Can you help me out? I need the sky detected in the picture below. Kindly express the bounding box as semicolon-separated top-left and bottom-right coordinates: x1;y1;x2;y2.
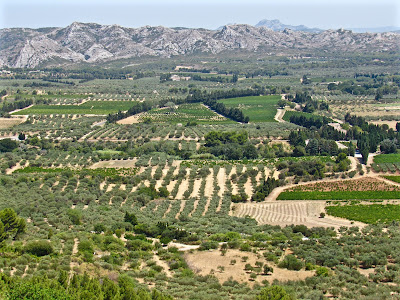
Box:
1;0;399;30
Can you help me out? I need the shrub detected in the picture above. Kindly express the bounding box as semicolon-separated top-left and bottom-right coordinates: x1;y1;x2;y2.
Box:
78;240;93;253
278;254;303;271
24;241;54;257
199;241;219;251
93;223;106;233
263;264;274;275
316;266;330;277
158;187;170;198
67;209;82;225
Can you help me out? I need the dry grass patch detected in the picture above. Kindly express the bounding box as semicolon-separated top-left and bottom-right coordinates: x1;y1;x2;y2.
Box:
0;117;26;129
185;249;314;285
89;159;137;169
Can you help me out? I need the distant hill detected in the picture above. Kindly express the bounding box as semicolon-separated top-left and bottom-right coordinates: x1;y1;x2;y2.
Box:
348;26;400;33
255;19;323;33
0;22;399;68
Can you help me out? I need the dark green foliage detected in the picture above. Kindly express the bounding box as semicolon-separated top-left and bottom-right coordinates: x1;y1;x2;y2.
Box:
124;211;138;226
263;264;274;275
1;99;33;114
0;139;18;152
24;240;54;256
199;241;219;250
93;223;106;233
251;177;278;202
0;208;26;242
67;209;82;225
204;130;248;147
106;101;154;123
137;185;165;200
277;159;325;179
204;130;258;159
18;133;26;141
158;187;170;198
231;193;248;203
278;255;303;271
288;112;330;129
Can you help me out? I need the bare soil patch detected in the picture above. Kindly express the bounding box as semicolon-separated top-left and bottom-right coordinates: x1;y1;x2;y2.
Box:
244;177;253;199
89;159;137;169
190;178;202;198
202;169;214;216
185;249;314;285
216;168;226;211
116;113;144;124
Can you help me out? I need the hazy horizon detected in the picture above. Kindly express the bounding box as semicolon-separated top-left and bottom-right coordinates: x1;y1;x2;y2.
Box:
1;0;399;30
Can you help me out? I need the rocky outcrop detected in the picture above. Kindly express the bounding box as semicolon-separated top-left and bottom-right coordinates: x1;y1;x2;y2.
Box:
0;22;398;68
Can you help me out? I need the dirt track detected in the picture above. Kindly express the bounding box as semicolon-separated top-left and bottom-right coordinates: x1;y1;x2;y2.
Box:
274;109;286;123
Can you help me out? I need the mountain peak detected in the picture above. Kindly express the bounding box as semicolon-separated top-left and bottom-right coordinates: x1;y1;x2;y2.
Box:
255;19;322;33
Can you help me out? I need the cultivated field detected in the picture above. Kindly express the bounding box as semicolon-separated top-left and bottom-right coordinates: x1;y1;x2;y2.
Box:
219;95;280;122
12;100;138;115
372;153;400;173
139;103;233;124
233;201;364;228
0;116;27;129
326;203;400;224
277;177;400;200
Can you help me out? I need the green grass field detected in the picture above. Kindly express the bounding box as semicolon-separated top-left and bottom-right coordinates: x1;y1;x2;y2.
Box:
326;204;400;224
277;190;400;200
218;95;280;122
142;103;234;124
374;153;400;164
383;176;400;183
12;101;137;115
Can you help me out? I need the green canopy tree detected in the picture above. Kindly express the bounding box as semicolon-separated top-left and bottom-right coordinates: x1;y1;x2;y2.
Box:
256;285;295;300
0;208;26;242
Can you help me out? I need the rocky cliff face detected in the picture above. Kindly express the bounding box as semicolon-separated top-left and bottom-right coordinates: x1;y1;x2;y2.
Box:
0;22;398;68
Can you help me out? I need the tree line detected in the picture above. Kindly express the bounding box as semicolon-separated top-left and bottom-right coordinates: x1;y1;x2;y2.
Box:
288;113;330;129
345;113;400;162
106;101;154;123
1;99;33;115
